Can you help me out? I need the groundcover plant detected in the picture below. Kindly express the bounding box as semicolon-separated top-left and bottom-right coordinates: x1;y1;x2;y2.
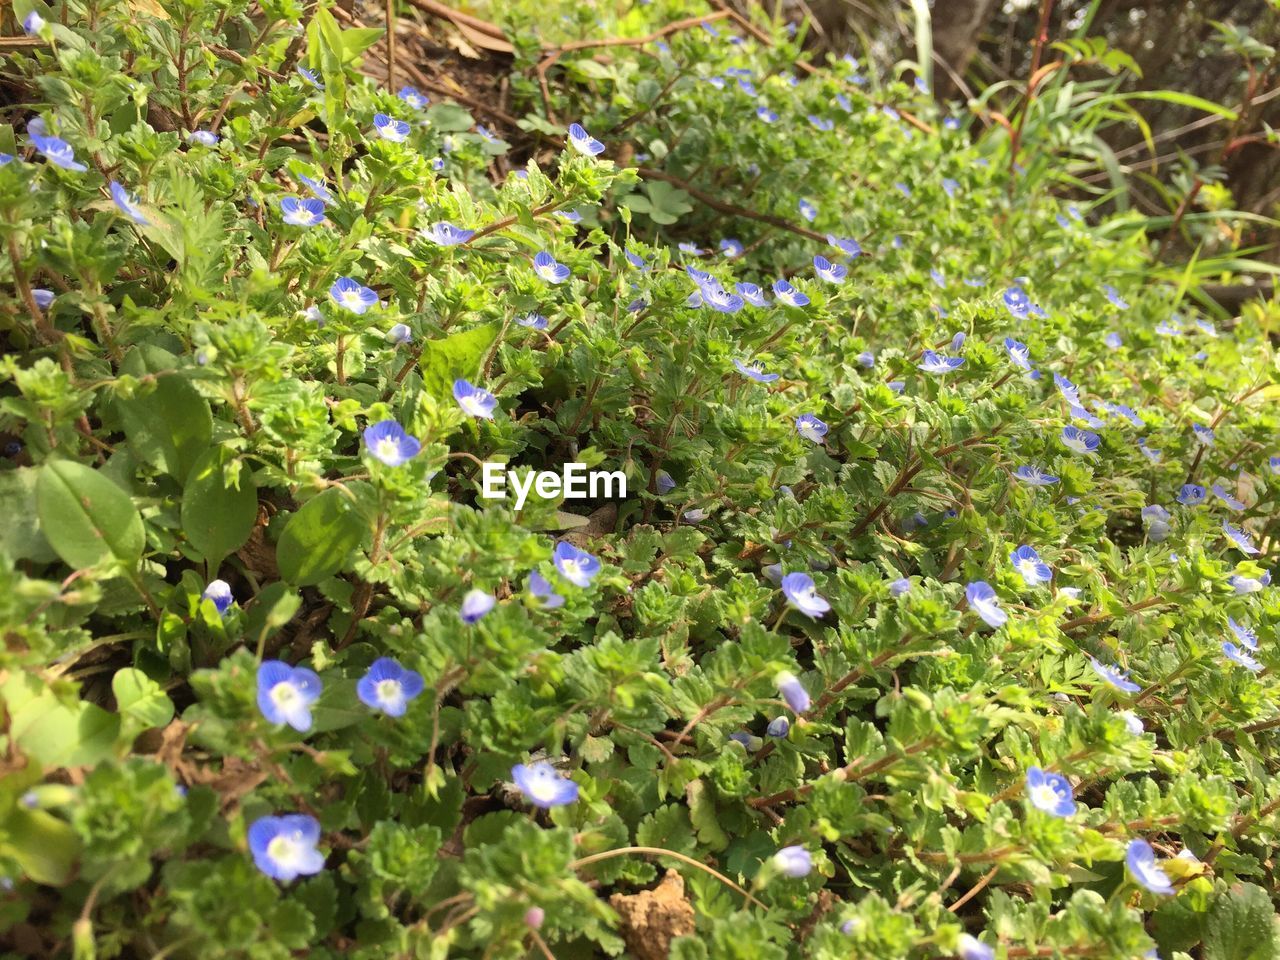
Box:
2;0;1280;957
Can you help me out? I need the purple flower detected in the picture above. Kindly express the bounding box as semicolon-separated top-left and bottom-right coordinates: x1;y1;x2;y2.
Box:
567;122;605;156
422;221;474;246
813;255;847;284
735;282;770;307
781;572;830;618
356;657;425;716
257;660;322;731
1193;424;1215;447
1231;570;1271;594
1054;373;1082;406
297;66;323;89
966;581;1007;628
553;541;601;587
202;579;233;615
1090;658;1140;694
1004;338;1031;370
110;182;149;225
511;760;579;808
756;106;778;123
773;845;812;878
387;323;412;344
398;86;430;109
526;570;564;609
1223;641;1262;672
1177;484;1206;507
188;130;219;147
248;814;325;882
1061;426;1100;455
31;135;87;172
1211;484;1245;511
766;716;790;737
775;671;810;713
298;175;333;203
533;251;571;284
373;113;411;142
1025;766;1075;817
516;313;548;329
798;199;817;222
1013;465;1059;486
1126;839;1174;895
329;276;378;314
453;379;498;419
734;359;779;383
773;279;810;307
828;235;862;258
958;935;995;960
280;196;325;227
889;577;911;597
32;289;54;309
918;351;964;375
363;420;421;466
795;414;827;444
22;11;44;34
461;589;496;623
1142;505;1171;543
1223;521;1259;555
1010;545;1052;587
1103;285;1129;309
1228;617;1258;651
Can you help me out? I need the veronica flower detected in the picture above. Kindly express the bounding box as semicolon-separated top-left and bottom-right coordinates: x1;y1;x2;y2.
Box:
422;221;474;246
1269;455;1280;474
461;589;496;624
734;359;779;383
453;379;498;419
22;11;44;33
297;66;323;88
329;276;378;314
958;935;995;960
795;414;827;444
1176;484;1206;507
767;717;790;737
1054;373;1082;406
1004;338;1032;370
773;279;809;307
298;175;333;203
1228;617;1259;651
280;196;325;227
798;199;817;222
808;115;834;132
1025;766;1075;817
857;351;876;368
516;313;547;330
511;760;578;808
398;86;429;109
889;577;911;597
966;581;1007;628
31;135;87;172
929;268;946;288
1061;426;1100;455
1231;570;1271;594
527;570;565;609
728;731;761;752
1090;658;1140;694
1142;505;1171;543
624;249;646;270
775;671;810;713
918;351;964;375
1138;439;1161;463
1156;321;1181;337
202;579;233;615
1120;710;1144;735
943;116;961;131
1104;332;1123;349
32;288;55;309
756;106;778;123
553;541;601;587
894;182;912;198
1211;484;1245;511
356;657;425;716
1223;641;1262;672
533;251;571;284
1010;545;1052;587
826;235;861;258
1126;839;1174;895
719;238;744;258
387;323;412;344
564;122;606;158
813;255;847;284
700;282;744;313
363;420;420;466
1069;405;1105;430
1002;287;1031;320
1190;425;1215;449
773;846;812;878
1223;521;1259;555
781;572;830;618
736;282;769;307
1013;465;1058;486
105;181;150;225
257;660;322;731
706;75;726;90
248;814;325;882
373;113;411;142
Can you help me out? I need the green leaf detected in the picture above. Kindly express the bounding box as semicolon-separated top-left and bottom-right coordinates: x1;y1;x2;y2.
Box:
116;346;213;482
418;323;501;403
1203;883;1278;960
1;807;81;886
112;668;175;731
6;672;121;769
36;460;144;570
340;27;384;62
0;467;56;562
622;180;693;225
276;489;370;586
180;448;257;568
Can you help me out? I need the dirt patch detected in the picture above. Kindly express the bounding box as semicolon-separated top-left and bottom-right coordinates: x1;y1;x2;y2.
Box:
609;869;697;960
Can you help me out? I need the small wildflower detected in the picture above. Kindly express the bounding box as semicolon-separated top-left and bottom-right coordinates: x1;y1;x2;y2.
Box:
533;251;571;284
527;570;565;609
958;935;994;960
734;359;779;383
1025;766;1076;817
372;113;411;142
1228;617;1258;650
1061;426;1100;455
1126;839;1174;895
1176;484;1206;507
918;351;964;375
1090;658;1140;694
248;814;325;882
813;255;847;284
32;135;87;172
736;282;769;307
798;199;817;222
553;541;601;587
356;658;425;716
1211;484;1244;511
1013;465;1059;486
110;182;150;225
1010;545;1052;587
1223;521;1259;555
398;86;429;109
257;660;322;731
773;846;812;878
422;222;474;246
1142;505;1171;543
202;579;233;615
567;122;605;156
775;671;810;713
781;572;831;619
795;414;828;444
773;279;809;307
280;196;325;227
966;581;1007;628
188;130;219;147
22;11;45;34
1193;424;1215;446
363;420;421;466
511;760;579;808
329;276;378;314
461;589;496;624
452;379;498;419
767;717;790;738
1223;641;1262;672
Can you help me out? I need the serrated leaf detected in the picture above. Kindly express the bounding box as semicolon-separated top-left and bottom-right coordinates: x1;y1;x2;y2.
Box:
418;322;500;403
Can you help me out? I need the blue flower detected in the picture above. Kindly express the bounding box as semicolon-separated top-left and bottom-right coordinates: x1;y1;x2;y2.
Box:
1126;839;1174;895
422;221;474;246
297;66;323;88
767;716;790;737
32;288;54;309
1069;404;1104;429
1105;332;1123;349
1270;455;1280;475
373;113;411;142
857;351;876;368
795;414;828;444
813;255;847;284
298;175;333;203
941;177;958;198
735;282;770;307
32;135;87;172
202;579;233;614
1223;641;1262;672
398;86;430;109
776;670;810;713
756;106;778;123
889;577;911;597
329;276;378;314
1139;439;1161;463
1090;657;1140;694
1002;287;1031;319
1010;545;1052;587
1231;570;1271;594
257;660;322;731
387;323;412;345
1101;285;1129;309
1155;321;1181;337
827;235;862;258
624;249;647;270
943;116;961;131
918;351;964;375
1142;505;1171;542
698;281;745;313
894;182;912;198
1211;484;1244;511
966;581;1007;628
364;419;420;466
22;11;44;33
958;935;995;960
1193;424;1215;446
453;379;498;419
656;471;677;494
1004;338;1032;370
1013;465;1058;486
773;845;812;877
567;122;605;156
1223;521;1259;555
1228;617;1258;651
553;541;601;587
1176;484;1206;507
728;731;762;752
533;251;571;284
356;657;425;716
188;130;218;147
280;196;325;227
527;570;565;609
1061;426;1100;455
734;359;779;383
1054;373;1082;406
1025;766;1075;817
109;181;149;225
781;572;830;619
461;589;496;623
773;279;809;307
808;115;834;132
798;199;817;222
248;814;325;882
516;313;548;329
511;760;579;808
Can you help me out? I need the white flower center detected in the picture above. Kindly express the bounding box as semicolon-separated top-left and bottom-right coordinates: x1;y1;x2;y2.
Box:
1031;783;1059;808
271;682;298;709
376;437;400;461
376;679;402;704
267;834;306;869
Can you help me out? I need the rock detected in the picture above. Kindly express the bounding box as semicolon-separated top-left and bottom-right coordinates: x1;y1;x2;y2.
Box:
609;869;696;960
